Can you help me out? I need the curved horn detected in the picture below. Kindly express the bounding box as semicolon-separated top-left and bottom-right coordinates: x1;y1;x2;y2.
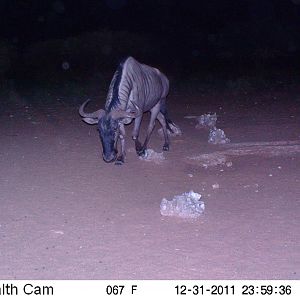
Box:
79;99;105;119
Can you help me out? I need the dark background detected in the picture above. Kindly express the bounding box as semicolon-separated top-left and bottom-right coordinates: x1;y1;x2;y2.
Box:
1;0;300;98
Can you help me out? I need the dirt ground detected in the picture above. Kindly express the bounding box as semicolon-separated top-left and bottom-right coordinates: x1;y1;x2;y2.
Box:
0;86;299;279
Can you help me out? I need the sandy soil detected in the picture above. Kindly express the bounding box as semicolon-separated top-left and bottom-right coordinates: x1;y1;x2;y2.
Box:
0;87;299;279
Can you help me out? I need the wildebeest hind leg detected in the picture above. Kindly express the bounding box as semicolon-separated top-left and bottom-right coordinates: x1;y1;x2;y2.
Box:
139;102;161;156
157;112;169;151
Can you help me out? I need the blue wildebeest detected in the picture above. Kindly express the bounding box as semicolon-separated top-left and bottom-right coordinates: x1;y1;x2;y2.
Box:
79;56;177;164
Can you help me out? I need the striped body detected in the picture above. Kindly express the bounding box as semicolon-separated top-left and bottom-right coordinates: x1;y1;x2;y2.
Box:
105;57;169;116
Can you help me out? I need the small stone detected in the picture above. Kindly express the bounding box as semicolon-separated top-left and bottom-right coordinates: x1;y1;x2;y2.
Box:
212;183;220;189
226;161;233;167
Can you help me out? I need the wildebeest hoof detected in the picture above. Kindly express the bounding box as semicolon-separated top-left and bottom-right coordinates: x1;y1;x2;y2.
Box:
137;148;146;157
163;144;169;151
115;157;124;165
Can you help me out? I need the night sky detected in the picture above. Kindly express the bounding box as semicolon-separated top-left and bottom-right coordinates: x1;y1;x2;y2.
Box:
1;0;300;81
1;1;300;46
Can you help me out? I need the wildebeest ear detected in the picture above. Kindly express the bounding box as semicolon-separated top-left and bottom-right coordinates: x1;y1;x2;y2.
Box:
82;117;99;125
110;103;142;120
110;111;136;125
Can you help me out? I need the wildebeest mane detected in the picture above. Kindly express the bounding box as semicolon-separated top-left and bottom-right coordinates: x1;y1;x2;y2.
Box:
106;57;128;112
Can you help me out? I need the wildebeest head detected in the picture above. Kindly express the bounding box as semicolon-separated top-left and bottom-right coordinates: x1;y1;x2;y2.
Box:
79;100;141;163
97;114;119;162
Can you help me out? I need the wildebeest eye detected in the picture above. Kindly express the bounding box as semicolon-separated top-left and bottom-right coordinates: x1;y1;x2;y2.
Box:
111;120;118;131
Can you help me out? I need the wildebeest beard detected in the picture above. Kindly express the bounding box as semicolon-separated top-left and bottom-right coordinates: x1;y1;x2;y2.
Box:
98;115;119;162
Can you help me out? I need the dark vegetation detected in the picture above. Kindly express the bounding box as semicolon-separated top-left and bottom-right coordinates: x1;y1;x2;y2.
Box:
2;31;299;103
1;1;300;105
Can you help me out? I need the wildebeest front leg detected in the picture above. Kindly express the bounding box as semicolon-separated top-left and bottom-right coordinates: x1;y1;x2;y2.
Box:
132;116;144;155
115;123;126;165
